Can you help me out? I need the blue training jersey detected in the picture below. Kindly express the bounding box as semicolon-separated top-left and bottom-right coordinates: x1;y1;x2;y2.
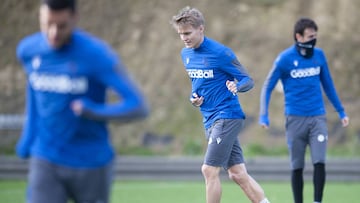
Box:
259;45;346;126
181;37;254;129
16;29;148;168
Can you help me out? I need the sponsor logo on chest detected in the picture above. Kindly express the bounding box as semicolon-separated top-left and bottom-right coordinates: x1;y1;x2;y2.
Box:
290;66;320;78
29;72;88;94
187;69;214;79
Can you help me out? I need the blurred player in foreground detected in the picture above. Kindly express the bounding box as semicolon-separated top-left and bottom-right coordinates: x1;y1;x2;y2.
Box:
16;0;149;202
259;17;349;203
171;6;270;203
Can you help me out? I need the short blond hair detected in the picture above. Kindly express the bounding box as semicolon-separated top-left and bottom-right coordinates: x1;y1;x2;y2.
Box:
170;6;205;29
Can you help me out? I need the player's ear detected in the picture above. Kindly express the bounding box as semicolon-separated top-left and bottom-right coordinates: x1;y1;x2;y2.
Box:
199;25;205;33
72;12;79;24
295;33;303;42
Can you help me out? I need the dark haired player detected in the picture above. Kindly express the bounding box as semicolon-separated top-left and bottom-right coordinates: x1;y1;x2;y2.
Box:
259;17;349;203
16;0;149;202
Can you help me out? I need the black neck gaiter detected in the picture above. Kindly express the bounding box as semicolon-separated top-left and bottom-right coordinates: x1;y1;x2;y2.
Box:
296;38;317;58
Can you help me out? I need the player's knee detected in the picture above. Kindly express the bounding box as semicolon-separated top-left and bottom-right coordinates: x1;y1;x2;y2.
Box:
201;164;220;180
314;162;325;170
313;159;325;166
228;168;249;183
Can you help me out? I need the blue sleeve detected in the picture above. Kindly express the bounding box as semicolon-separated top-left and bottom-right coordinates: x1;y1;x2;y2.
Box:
319;53;346;119
81;60;149;122
259;56;282;126
220;49;254;92
16;82;37;159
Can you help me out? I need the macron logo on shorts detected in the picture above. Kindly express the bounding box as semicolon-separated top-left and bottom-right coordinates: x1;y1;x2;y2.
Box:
208;137;222;145
216;137;222;144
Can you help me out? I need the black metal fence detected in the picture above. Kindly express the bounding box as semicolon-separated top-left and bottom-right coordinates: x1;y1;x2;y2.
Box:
0;114;24;130
1;156;359;182
1;114;359;182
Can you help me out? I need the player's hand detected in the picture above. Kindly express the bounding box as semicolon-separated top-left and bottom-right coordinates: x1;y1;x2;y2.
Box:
226;80;237;95
259;116;270;129
71;100;84;116
341;116;349;127
190;93;204;107
260;123;269;129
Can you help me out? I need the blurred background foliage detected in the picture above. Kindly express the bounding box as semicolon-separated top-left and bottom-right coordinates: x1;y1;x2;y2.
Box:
0;0;359;157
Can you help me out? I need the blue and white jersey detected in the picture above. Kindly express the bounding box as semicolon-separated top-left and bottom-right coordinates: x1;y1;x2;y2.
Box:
16;29;148;168
181;37;254;129
259;45;346;126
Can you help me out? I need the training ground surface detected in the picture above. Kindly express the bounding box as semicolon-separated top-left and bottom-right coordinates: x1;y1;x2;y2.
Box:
0;180;360;203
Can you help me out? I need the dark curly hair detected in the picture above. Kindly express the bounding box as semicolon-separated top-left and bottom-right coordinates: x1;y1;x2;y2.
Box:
293;17;318;41
42;0;77;12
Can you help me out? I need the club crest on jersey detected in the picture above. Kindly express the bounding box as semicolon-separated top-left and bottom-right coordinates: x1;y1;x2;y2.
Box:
293;60;298;67
32;56;41;70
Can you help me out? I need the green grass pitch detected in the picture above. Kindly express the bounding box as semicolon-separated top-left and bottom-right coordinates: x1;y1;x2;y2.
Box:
0;180;359;202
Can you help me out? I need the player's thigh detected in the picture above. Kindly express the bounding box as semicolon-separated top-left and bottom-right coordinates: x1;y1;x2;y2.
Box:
309;115;328;164
70;161;114;203
286;116;309;169
226;138;244;170
204;119;244;168
28;157;67;203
